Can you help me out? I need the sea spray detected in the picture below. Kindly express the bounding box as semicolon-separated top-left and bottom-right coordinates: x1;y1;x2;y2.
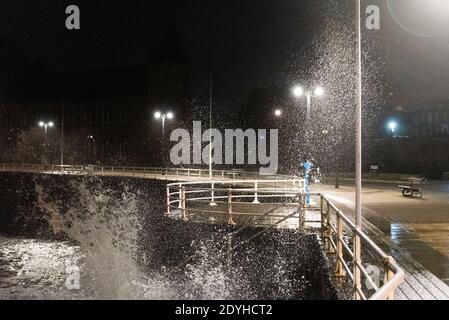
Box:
34;175;144;298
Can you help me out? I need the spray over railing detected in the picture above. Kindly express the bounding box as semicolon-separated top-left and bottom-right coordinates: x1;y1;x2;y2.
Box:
0;163;297;182
0;163;404;299
166;180;405;300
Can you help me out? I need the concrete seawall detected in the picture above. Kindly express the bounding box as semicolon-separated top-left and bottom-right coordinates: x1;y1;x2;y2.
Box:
0;172;338;299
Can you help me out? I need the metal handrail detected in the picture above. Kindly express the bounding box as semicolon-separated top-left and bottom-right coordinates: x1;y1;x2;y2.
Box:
1;162;404;300
166;181;404;300
319;194;405;300
0;163;299;182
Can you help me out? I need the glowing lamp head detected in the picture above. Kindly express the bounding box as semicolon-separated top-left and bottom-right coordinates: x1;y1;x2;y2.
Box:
166;112;174;119
48;122;54;127
314;87;325;97
154;111;161;119
292;86;304;97
38;121;45;127
274;109;282;117
388;121;397;132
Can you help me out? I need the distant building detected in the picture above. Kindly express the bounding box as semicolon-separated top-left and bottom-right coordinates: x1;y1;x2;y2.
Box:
371;101;449;176
0;25;191;166
383;102;449;138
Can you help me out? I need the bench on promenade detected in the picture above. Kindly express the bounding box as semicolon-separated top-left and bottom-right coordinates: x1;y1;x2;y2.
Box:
398;177;426;198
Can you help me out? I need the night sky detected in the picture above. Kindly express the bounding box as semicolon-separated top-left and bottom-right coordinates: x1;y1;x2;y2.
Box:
1;0;449;109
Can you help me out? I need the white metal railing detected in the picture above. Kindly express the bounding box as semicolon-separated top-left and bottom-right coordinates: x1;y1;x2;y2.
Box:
1;162;404;299
166;179;305;223
0;163;299;182
166;180;405;300
317;193;405;300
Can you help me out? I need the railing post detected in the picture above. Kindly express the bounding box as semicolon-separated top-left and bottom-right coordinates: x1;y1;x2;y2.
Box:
166;186;170;215
320;195;325;240
252;181;259;203
335;214;346;277
227;188;236;225
353;232;362;300
383;256;395;300
210;182;216;205
181;187;187;221
178;184;183;209
325;200;332;253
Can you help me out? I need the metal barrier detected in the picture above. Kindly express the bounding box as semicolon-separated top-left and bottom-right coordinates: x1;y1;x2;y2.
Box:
166;179;305;225
166;180;405;300
0;163;299;182
317;194;405;300
1;162;404;299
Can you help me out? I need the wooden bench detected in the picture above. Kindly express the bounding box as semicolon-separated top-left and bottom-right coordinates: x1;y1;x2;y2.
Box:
398;177;426;198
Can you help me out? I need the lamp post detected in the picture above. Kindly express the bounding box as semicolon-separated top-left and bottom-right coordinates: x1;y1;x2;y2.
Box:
291;85;325;156
388;121;397;138
154;111;174;164
86;135;95;163
354;0;363;300
38;121;54;165
38;121;54;144
154;111;174;141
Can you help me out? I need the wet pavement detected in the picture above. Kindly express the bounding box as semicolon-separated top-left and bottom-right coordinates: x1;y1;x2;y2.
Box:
314;181;449;285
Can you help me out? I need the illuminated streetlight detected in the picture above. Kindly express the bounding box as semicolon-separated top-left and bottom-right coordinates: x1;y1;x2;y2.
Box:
38;121;54;136
274;109;282;117
313;86;325;97
154;111;174;138
38;120;54;165
388;121;397;133
291;84;325;158
292;86;304;97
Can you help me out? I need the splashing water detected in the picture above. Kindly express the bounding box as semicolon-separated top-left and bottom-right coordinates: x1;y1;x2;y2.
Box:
1;174;330;300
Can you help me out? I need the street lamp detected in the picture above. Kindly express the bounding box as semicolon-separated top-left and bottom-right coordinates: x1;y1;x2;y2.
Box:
354;0;363;300
154;111;174;138
291;84;325;156
292;86;304;97
154;111;174;164
86;135;96;163
38;120;54;165
313;86;325;97
388;121;397;136
274;109;282;117
38;121;54;142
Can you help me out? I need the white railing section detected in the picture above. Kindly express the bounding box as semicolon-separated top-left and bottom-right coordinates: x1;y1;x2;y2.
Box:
0;163;297;182
317;193;405;300
166;179;305;223
1;162;404;300
166;180;405;300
